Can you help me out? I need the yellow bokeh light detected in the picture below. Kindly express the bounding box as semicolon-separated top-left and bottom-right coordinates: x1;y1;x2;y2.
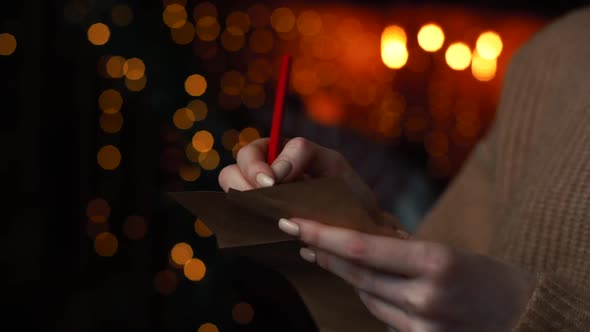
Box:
233;302;255;325
471;50;497;81
0;33;17;56
125;75;147;92
186;143;200;163
123;215;147;240
87;198;111;223
227;11;250;34
247;58;272;83
249;28;274;54
88;23;110;46
198;149;220;170
476;31;503;60
241;84;266;109
185;74;207;96
297;10;322;37
192;130;214;153
154;270;178;295
186;99;208;121
173;108;195;130
221;71;245;96
270;7;296;33
100;112;124;134
417;23;444;52
111;4;134;27
106;56;126;78
163;4;187;29
179;164;201;181
98;89;123;114
170;242;193;265
171;22;195;45
239;127;260;145
248;4;270;28
123;57;145;80
381;25;407;45
381;41;408;69
194;219;213;237
445;42;472;70
97;145;122;170
222;130;239;151
196;16;221;42
192;2;217;20
221;27;245;52
184;258;206;281
198;323;219;332
94;232;118;257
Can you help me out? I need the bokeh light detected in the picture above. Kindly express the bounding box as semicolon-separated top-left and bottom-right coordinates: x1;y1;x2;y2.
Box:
123;215;147;240
185;143;200;163
111;4;134;27
186;99;208;121
87;219;110;239
97;145;122;170
193;2;218;20
226;11;250;34
297;10;322;37
476;31;503;60
239;127;260;145
192;130;214;153
381;25;408;69
170;242;193;265
417;24;445;52
87;23;110;46
445;42;472;70
106;56;125;78
154;270;178;295
171;22;195;45
382;25;407;45
87;198;111;223
173;107;196;130
232;302;255;325
198;323;219;332
194;219;213;237
125;75;147;92
471;50;497;81
163;4;187;29
185;74;207;96
221;71;245;96
195;16;221;42
98;89;123;114
100;112;124;134
123;57;145;80
198;149;220;170
221;27;246;52
249;28;274;53
184;258;206;281
179;164;201;181
94;232;118;257
0;33;17;56
271;7;296;33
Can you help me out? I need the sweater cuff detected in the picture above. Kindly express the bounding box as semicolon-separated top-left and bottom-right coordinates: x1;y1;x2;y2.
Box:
512;274;590;331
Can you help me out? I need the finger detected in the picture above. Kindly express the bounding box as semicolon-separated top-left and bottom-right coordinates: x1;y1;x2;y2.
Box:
236;138;276;188
290;217;440;276
357;290;412;332
218;165;255;192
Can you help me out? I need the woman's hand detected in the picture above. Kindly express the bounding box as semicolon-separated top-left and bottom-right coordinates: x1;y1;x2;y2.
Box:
277;217;536;332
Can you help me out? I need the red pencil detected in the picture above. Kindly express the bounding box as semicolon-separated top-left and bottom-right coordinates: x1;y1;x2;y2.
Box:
267;55;291;164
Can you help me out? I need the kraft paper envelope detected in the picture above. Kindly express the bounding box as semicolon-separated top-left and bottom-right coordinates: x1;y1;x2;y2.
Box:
169;178;391;332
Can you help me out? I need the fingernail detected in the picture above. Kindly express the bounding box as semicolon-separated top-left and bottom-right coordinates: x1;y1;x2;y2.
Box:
271;160;292;182
278;218;300;236
300;248;316;263
256;173;275;187
396;230;410;239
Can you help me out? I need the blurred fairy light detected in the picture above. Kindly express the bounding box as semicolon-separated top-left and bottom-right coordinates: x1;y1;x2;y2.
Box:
471;50;497;81
100;112;124;133
106;56;125;78
94;232;118;257
171;22;195;45
170;242;193;265
221;27;246;52
0;33;17;56
163;4;187;29
232;302;255;325
173;107;196;130
87;198;111;223
98;89;123;114
87;23;110;46
445;42;472;70
196;16;221;42
226;11;251;34
97;145;122;170
185;143;200;163
193;2;218;19
198;323;219;332
111;4;134;27
297;10;323;37
239;127;260;145
417;23;444;52
125;75;147;92
123;57;145;80
186;99;208;121
198;149;220;170
185;74;207;96
123;215;147;240
179;164;201;181
476;31;503;60
184;258;206;281
154;270;178;295
271;7;296;33
192;130;214;153
381;25;408;69
194;219;213;237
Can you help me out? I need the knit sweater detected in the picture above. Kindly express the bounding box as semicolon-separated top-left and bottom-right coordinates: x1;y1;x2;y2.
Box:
416;6;590;331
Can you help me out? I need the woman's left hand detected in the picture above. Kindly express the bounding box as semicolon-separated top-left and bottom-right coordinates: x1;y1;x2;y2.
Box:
277;217;536;332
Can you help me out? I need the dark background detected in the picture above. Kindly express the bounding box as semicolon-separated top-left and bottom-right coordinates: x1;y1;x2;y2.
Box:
1;0;587;331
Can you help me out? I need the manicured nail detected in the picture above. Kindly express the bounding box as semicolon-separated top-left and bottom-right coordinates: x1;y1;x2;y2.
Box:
256;173;275;187
278;218;300;236
300;247;316;263
271;160;292;182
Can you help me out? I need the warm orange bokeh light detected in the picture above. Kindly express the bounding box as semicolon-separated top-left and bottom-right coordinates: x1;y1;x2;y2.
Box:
382;25;407;45
198;149;220;170
100;112;124;133
171;22;195;45
381;25;408;69
226;11;250;34
476;31;503;60
125;75;147;92
193;2;218;20
221;27;245;52
186;100;208;121
0;33;17;56
179;164;201;181
185;143;200;163
173;108;195;130
97;145;122;170
98;89;123;114
106;56;126;78
195;16;221;42
185;74;207;96
194;219;213;237
297;10;322;37
239;127;260;145
232;302;255;325
192;130;214;153
94;232;118;257
184;258;206;281
123;215;147;240
87;23;110;46
417;23;445;52
87;198;111;223
198;323;219;332
445;42;472;70
163;4;187;29
471;50;497;81
270;7;296;33
123;57;145;80
154;270;178;295
170;242;193;265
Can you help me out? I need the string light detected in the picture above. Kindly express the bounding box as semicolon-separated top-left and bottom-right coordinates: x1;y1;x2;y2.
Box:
163;4;187;29
417;23;444;52
198;323;219;332
185;74;207;96
97;145;122;170
381;25;408;69
123;58;145;80
87;198;111;223
198;149;220;170
271;7;296;33
0;33;17;56
445;42;471;70
87;23;110;45
192;130;214;153
194;219;213;237
94;232;118;257
184;258;206;281
170;242;193;265
476;31;503;60
100;112;124;133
